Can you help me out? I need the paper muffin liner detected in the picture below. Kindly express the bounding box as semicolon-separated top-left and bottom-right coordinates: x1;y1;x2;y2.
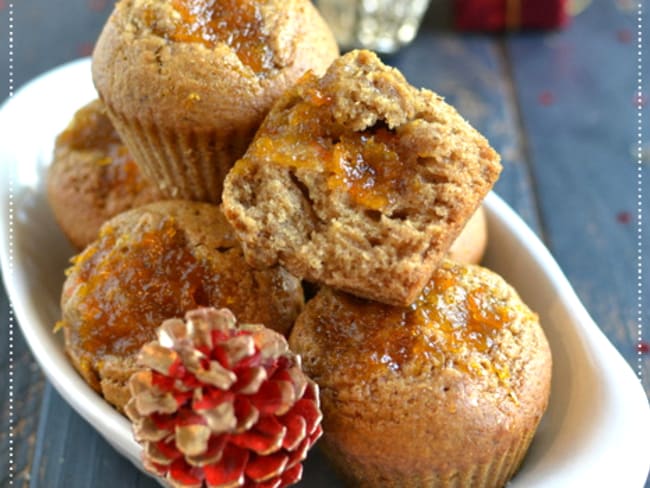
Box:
439;427;537;488
322;426;537;488
105;104;255;203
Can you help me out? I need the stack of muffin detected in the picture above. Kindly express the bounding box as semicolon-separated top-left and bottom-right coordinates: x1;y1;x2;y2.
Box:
48;1;552;487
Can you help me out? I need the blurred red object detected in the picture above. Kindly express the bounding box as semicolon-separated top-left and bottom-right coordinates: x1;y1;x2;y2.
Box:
455;0;569;31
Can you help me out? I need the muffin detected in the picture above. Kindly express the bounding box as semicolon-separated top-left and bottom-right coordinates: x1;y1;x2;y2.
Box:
47;99;163;250
448;205;487;265
223;50;502;306
289;260;552;487
59;200;304;411
92;0;339;202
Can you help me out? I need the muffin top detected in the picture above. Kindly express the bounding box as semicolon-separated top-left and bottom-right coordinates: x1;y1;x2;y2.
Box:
92;0;339;131
47;99;161;249
61;200;304;386
290;259;550;405
135;0;283;75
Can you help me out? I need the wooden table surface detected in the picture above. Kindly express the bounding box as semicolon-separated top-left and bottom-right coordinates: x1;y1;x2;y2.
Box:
1;1;648;486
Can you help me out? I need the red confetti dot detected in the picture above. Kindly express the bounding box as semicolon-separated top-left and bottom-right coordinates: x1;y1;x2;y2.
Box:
616;29;632;43
88;0;108;11
0;0;6;11
616;211;631;224
634;93;648;108
77;42;95;57
538;91;555;107
638;342;650;354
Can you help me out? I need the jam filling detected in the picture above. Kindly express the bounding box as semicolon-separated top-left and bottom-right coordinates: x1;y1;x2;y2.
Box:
169;0;274;74
241;76;415;211
69;217;220;357
57;103;147;194
57;103;121;151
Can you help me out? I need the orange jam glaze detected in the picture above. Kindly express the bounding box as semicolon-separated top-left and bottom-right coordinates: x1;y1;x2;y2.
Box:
244;76;414;210
168;0;274;73
56;102;146;194
313;262;514;378
68;217;230;357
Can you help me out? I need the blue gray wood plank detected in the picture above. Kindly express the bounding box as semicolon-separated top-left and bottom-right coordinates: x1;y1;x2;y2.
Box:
30;385;159;488
505;1;650;397
1;279;46;488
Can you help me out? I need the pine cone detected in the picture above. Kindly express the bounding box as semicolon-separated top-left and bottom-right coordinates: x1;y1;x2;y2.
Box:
125;307;323;488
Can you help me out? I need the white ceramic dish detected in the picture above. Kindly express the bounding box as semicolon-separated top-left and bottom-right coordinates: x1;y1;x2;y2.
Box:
1;59;649;487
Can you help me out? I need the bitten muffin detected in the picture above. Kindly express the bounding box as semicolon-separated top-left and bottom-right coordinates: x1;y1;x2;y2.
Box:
223;50;502;306
92;0;339;202
47;99;162;249
59;200;304;412
289;260;552;488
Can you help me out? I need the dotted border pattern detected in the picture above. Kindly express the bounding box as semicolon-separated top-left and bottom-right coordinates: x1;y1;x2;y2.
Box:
7;2;15;486
0;1;645;485
637;0;644;382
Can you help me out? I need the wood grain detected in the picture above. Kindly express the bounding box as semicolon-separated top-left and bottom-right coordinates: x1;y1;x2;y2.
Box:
0;285;45;488
29;386;159;488
506;1;649;396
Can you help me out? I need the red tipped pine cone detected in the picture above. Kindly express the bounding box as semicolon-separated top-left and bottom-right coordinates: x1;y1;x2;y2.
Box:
125;307;323;488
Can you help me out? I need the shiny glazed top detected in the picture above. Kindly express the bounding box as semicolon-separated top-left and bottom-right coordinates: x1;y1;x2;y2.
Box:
308;261;525;381
66;217;219;357
162;0;274;74
62;207;304;362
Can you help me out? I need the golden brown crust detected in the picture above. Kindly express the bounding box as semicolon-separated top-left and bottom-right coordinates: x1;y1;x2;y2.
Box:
289;261;551;487
47;100;162;249
223;50;502;306
93;0;338;131
92;0;339;201
62;200;304;412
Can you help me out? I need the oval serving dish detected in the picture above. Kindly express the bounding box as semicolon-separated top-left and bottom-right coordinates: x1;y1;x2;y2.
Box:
1;59;649;487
